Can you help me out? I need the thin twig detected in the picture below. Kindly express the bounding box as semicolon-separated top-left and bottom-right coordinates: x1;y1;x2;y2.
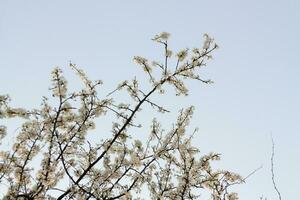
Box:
271;135;282;200
243;165;263;182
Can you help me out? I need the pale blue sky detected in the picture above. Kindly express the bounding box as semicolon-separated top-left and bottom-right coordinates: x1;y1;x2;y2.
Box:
0;0;299;199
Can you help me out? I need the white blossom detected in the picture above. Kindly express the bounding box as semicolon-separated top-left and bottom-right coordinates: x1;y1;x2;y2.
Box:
0;32;242;200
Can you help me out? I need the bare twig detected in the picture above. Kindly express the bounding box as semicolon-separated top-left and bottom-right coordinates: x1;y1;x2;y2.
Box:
243;165;263;182
271;135;282;200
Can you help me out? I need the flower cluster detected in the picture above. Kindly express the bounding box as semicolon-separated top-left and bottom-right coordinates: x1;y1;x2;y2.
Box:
0;33;242;200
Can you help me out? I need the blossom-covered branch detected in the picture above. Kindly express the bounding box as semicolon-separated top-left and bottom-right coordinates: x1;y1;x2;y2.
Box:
0;33;242;200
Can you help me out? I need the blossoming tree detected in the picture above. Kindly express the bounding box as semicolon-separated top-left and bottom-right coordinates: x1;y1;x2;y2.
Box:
0;33;243;200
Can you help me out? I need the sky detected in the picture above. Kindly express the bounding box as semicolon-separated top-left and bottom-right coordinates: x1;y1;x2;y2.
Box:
0;0;299;199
